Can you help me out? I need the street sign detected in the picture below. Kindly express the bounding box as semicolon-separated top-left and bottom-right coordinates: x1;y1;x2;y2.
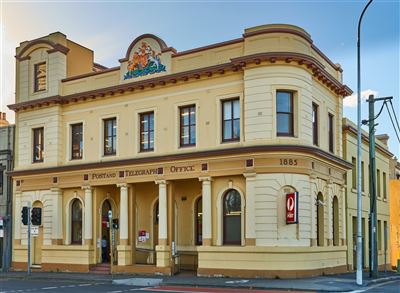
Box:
31;226;39;237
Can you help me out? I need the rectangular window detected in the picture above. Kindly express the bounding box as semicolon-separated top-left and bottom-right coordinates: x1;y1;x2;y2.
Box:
71;123;83;160
33;127;44;163
276;91;294;136
0;168;3;195
328;113;334;153
352;157;357;189
377;169;381;197
140;112;154;152
383;172;387;199
312;103;319;146
361;161;365;192
179;105;196;147
34;62;46;92
103;118;117;156
222;98;240;142
378;220;382;250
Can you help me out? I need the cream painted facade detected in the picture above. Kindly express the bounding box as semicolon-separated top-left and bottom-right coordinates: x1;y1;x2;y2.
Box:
9;24;355;277
342;118;393;272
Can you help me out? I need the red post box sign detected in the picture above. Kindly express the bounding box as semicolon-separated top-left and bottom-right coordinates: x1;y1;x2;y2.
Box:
286;192;298;224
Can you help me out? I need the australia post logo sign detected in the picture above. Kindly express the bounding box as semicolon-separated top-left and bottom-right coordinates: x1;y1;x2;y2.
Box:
286;192;299;224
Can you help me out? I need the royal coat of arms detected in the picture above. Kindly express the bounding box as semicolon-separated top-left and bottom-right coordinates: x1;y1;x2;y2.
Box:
124;41;166;80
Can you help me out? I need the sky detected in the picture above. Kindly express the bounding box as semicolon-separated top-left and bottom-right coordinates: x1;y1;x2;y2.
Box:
1;0;399;155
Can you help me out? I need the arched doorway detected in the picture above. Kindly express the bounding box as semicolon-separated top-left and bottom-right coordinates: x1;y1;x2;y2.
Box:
223;189;242;245
317;193;324;246
101;200;112;263
151;200;159;265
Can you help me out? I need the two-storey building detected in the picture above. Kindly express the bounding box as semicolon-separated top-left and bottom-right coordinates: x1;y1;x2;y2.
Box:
389;157;400;269
342;119;393;272
8;24;353;277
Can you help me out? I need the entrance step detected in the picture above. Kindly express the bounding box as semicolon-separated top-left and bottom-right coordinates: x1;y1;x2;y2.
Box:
90;263;111;274
113;277;162;286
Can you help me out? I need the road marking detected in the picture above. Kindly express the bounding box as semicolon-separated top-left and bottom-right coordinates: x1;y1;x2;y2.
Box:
78;284;92;287
348;279;400;293
107;291;123;293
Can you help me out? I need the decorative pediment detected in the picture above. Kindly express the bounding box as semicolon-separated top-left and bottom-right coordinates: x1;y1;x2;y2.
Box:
120;34;175;81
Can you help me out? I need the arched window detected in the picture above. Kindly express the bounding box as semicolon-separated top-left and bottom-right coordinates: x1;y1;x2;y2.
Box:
223;189;241;245
195;197;202;245
333;196;339;246
71;199;82;244
317;193;324;246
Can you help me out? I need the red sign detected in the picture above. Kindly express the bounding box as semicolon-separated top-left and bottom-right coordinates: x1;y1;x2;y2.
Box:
286;192;298;224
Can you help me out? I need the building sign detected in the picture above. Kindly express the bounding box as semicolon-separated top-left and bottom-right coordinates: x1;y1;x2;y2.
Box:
91;172;117;180
31;226;39;237
286;192;298;224
169;165;195;173
125;168;160;177
124;41;166;80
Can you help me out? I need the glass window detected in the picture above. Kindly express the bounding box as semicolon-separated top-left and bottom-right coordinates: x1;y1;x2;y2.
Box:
352;157;356;189
103;118;117;156
361;161;365;192
195;197;202;245
333;196;339;246
222;99;240;142
71;123;83;160
223;189;241;245
71;199;82;244
277;91;294;136
377;169;381;197
317;193;324;246
312;103;319;145
328;113;334;153
383;172;387;199
33;127;44;163
140;112;154;152
34;62;46;92
180;105;196;147
0;168;3;195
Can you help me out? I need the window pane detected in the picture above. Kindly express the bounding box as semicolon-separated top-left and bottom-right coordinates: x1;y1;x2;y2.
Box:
233;100;240;119
149;113;154;131
149;131;154;149
182;108;189;126
224;216;241;244
223;101;232;120
277;92;292;113
190;125;196;144
223;120;232;140
182;127;189;145
190;107;196;125
233;119;240;139
277;113;290;134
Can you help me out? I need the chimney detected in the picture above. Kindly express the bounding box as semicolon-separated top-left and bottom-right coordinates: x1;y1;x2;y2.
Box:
376;134;389;147
0;112;9;126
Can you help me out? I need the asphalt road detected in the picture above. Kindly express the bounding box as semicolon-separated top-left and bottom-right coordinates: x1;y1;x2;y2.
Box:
0;279;310;293
0;278;399;293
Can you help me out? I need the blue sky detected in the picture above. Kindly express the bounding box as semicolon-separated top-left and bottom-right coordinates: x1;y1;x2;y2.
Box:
1;0;399;155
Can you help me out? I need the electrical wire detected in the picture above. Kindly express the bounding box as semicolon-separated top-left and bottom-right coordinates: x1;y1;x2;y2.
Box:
385;102;400;143
388;100;400;134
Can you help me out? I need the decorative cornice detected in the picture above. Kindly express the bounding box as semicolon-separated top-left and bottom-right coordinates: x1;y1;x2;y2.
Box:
8;51;352;112
342;125;394;158
15;39;69;60
7;144;353;178
231;52;352;96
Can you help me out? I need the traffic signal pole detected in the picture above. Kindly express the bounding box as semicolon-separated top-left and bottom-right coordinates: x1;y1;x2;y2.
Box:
27;203;31;275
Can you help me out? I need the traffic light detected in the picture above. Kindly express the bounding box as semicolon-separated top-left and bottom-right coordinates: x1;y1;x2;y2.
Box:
31;207;42;226
21;207;29;225
112;219;119;229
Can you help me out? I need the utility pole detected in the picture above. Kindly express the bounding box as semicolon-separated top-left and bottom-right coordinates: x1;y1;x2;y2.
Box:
363;95;393;278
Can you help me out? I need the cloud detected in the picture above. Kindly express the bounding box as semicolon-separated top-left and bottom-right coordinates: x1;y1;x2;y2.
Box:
343;89;379;108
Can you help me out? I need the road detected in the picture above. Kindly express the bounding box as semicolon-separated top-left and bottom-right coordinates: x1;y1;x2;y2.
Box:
0;279;308;293
0;278;399;293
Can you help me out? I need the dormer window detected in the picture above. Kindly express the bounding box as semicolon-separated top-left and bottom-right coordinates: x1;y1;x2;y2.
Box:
34;62;46;92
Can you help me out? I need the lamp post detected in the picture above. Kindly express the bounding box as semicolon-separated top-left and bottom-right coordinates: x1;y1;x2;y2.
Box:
356;0;374;286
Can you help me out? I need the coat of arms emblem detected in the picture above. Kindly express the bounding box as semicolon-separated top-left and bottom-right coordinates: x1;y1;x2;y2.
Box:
124;41;166;80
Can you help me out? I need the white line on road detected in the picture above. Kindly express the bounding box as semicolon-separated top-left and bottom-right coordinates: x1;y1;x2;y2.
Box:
78;284;92;287
41;287;58;290
107;291;123;293
348;279;400;293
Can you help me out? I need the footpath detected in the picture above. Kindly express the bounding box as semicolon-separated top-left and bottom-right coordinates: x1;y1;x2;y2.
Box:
1;270;399;292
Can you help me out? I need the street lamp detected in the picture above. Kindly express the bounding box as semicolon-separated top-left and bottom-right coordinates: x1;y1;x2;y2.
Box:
356;0;374;286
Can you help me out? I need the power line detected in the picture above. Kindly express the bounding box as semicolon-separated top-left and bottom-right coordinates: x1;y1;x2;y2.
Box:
388;100;400;134
385;102;400;143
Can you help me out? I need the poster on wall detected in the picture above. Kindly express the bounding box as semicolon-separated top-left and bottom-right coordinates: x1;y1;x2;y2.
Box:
286;192;299;224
